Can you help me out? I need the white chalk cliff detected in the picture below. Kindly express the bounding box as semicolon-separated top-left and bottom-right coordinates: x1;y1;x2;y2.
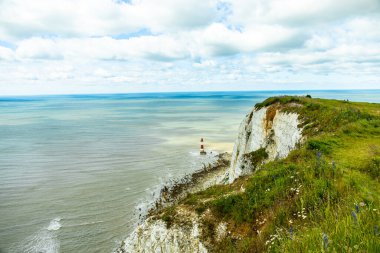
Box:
223;106;302;183
119;105;303;253
121;218;207;253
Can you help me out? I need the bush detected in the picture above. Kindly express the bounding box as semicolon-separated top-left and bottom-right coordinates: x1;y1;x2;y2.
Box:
161;206;176;228
367;156;380;179
244;148;269;166
213;194;246;223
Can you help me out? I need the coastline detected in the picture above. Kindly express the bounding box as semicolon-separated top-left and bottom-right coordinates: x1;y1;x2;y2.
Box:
149;152;231;215
117;152;231;252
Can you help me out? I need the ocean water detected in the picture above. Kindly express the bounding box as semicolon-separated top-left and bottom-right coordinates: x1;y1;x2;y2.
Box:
0;90;379;253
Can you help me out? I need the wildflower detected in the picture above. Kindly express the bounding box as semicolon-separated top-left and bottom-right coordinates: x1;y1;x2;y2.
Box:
375;225;379;236
351;211;358;225
322;233;328;250
289;226;293;239
316;152;322;169
355;204;359;213
359;202;365;207
288;219;293;224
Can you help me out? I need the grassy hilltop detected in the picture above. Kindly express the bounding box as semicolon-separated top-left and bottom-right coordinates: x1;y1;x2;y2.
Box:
159;96;380;252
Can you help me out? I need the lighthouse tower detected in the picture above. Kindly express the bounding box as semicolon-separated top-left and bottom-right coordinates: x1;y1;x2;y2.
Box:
200;138;206;155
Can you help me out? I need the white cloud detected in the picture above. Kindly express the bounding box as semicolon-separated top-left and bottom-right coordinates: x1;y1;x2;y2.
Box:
196;23;297;57
225;0;380;26
193;60;216;68
0;0;217;40
14;35;188;61
10;22;298;61
0;45;14;60
0;0;380;95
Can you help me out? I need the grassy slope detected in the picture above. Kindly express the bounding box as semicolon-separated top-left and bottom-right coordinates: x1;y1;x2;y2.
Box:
162;96;380;252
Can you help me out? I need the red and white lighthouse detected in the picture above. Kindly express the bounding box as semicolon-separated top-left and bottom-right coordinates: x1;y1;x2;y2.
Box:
200;138;206;155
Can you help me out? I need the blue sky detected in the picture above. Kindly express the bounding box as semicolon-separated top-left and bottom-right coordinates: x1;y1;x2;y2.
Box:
0;0;380;95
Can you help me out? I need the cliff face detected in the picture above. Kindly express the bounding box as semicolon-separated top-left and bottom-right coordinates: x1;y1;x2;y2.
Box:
121;218;207;253
223;106;302;183
120;104;303;253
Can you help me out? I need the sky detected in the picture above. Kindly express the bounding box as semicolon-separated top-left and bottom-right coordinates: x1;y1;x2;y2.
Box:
0;0;380;95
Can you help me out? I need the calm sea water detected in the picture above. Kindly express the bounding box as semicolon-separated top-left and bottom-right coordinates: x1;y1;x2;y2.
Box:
0;90;379;253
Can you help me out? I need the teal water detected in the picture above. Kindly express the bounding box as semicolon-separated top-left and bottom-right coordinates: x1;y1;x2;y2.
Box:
0;90;379;253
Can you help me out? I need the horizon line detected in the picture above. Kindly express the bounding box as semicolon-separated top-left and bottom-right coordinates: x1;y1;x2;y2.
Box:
1;88;380;98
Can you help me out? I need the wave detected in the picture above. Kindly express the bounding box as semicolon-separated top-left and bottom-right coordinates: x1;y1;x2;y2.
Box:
11;218;61;253
47;218;62;231
131;151;220;225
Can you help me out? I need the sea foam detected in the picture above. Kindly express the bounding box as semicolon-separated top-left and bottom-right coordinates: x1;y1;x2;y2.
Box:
47;218;62;231
14;218;61;253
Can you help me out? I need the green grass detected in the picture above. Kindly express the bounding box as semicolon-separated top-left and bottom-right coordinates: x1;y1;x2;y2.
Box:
168;96;380;252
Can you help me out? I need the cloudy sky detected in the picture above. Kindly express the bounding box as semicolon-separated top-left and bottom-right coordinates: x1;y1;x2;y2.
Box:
0;0;380;95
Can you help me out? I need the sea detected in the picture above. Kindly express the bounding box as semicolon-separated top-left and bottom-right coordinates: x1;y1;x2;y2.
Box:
0;90;379;253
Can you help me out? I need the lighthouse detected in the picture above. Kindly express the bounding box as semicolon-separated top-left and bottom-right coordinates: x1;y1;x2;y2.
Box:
200;138;206;155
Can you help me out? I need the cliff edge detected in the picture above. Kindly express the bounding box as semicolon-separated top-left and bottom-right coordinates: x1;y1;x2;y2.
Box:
119;96;380;253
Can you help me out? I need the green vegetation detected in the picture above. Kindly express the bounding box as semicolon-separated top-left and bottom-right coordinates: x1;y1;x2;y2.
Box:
254;96;303;109
160;205;176;228
172;96;380;252
243;148;269;167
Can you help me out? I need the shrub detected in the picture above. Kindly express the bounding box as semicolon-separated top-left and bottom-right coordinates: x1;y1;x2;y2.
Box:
244;148;269;167
213;194;245;222
367;156;380;179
